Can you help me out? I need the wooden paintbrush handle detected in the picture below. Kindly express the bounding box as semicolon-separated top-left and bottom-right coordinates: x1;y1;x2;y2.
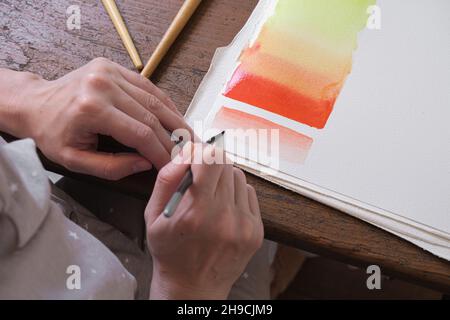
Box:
141;0;202;78
102;0;143;70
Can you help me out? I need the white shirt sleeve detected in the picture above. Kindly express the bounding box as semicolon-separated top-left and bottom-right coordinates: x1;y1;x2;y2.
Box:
0;138;136;299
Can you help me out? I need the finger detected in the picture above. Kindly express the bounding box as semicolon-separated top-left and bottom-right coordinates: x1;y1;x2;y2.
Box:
215;162;234;197
98;108;170;170
61;148;152;181
191;144;224;194
111;61;183;117
145;143;192;226
117;78;193;138
233;168;249;210
109;83;174;152
247;185;261;217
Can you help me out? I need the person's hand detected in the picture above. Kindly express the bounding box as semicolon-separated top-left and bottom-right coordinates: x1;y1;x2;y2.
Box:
12;58;192;180
145;142;264;300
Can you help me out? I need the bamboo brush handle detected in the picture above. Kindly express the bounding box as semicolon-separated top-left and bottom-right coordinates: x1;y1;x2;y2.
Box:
141;0;202;78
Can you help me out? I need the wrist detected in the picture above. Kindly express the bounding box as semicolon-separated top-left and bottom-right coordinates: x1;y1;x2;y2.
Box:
150;268;230;300
0;69;47;139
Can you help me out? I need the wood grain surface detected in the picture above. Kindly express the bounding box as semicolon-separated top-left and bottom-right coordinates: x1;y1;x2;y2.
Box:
0;0;448;293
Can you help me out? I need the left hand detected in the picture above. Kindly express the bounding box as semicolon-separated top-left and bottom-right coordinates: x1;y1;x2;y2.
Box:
0;58;193;180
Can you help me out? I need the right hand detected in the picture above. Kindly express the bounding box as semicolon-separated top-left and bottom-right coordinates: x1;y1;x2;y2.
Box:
145;142;264;300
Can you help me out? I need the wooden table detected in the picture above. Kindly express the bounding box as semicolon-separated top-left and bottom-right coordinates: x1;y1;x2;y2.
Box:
1;0;449;293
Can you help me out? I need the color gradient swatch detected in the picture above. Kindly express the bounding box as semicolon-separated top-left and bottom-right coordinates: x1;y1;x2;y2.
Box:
213;107;313;164
224;0;374;129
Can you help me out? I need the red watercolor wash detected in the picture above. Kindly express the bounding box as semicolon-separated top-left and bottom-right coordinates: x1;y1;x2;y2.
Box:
224;66;337;129
213;107;313;164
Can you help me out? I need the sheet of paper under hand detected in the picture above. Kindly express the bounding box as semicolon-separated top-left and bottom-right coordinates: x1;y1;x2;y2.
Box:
185;0;450;260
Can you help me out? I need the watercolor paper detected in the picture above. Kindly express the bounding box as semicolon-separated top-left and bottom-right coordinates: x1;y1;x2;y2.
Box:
224;0;374;129
185;0;450;260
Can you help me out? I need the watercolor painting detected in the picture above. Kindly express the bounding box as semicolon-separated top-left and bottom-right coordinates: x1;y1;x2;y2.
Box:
187;0;450;260
212;107;313;164
220;0;374;130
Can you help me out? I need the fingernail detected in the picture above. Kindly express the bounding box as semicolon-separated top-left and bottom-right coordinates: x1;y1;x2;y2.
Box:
133;161;152;173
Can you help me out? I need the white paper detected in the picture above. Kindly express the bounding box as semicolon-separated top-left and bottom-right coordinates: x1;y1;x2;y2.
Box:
185;0;450;260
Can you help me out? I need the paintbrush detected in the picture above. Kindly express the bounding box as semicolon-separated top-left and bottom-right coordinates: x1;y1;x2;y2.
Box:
141;0;202;78
101;0;143;70
163;130;225;218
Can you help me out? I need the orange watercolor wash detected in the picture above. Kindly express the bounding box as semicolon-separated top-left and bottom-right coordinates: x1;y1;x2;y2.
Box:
213;107;313;164
224;65;338;129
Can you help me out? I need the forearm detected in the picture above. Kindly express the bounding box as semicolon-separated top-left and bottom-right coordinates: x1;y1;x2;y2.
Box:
0;68;44;139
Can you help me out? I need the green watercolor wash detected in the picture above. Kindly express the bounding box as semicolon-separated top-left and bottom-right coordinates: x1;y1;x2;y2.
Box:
265;0;376;48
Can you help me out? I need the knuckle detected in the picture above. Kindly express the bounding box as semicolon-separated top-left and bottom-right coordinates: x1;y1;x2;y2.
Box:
135;125;154;141
102;160;113;180
215;216;237;243
233;167;246;182
143;112;160;129
138;73;148;83
251;221;264;249
156;166;174;187
160;93;175;110
163;95;174;107
75;94;99;115
146;224;164;246
90;57;111;71
252;233;264;251
102;158;119;181
240;220;255;243
84;71;110;90
247;184;256;194
144;94;162;112
247;184;257;200
139;74;153;89
178;213;201;233
23;71;42;81
235;215;262;251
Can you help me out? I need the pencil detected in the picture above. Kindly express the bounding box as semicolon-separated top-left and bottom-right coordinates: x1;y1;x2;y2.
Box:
163;131;225;218
101;0;143;70
141;0;202;78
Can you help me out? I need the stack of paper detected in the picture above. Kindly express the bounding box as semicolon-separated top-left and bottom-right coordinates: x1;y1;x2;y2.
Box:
185;0;450;260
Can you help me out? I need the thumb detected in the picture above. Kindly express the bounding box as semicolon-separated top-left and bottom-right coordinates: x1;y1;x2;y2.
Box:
145;142;192;225
61;148;152;181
